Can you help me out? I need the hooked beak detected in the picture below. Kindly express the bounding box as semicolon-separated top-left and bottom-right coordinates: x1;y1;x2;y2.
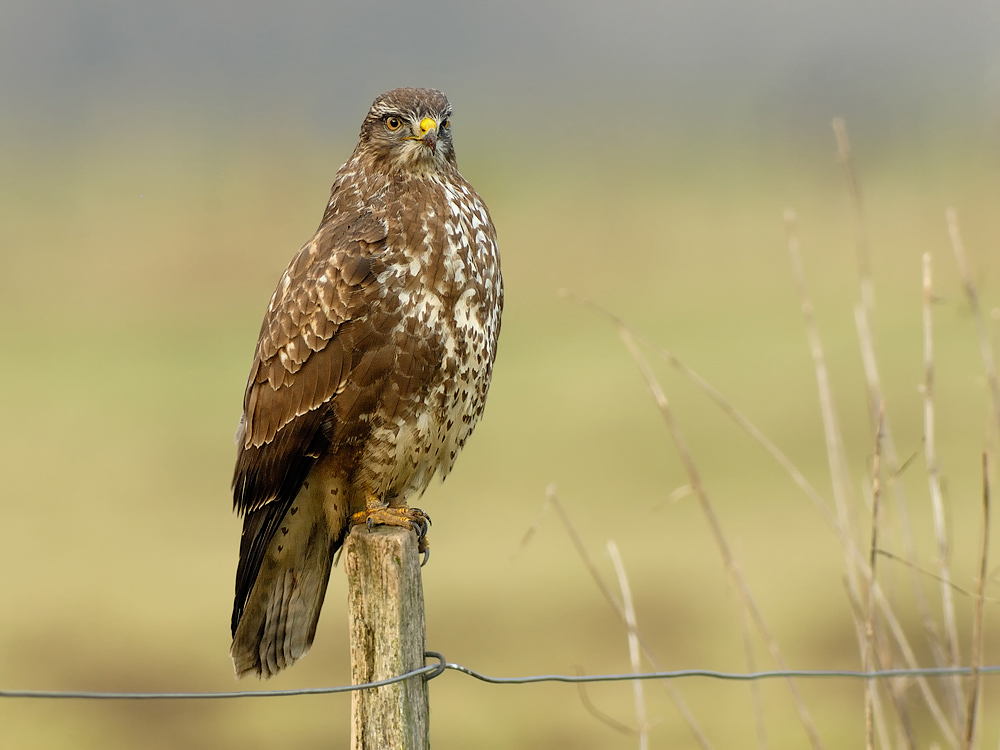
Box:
417;116;437;151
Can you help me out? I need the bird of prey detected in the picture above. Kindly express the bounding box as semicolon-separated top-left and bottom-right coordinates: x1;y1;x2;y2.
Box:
229;88;503;679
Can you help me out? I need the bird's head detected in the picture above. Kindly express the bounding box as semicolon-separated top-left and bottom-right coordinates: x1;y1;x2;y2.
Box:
357;88;456;174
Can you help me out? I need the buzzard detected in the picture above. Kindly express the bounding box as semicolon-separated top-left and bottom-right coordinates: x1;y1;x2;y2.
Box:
230;88;503;679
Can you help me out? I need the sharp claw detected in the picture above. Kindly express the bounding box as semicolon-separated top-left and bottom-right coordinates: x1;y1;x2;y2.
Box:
405;509;429;540
421;547;430;567
366;517;374;531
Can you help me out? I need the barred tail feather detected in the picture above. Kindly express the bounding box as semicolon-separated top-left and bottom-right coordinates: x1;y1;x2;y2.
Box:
231;488;338;679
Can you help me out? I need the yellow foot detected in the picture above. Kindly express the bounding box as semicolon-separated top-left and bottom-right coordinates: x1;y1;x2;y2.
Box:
350;506;431;560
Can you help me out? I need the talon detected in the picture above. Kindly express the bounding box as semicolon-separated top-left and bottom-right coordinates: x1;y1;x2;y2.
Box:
421;547;431;567
413;517;428;540
350;505;433;555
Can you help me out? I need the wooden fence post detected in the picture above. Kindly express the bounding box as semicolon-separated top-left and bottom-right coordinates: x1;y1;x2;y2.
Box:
345;524;429;750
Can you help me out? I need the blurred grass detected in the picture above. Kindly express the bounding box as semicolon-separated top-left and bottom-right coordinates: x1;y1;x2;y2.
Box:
1;115;998;748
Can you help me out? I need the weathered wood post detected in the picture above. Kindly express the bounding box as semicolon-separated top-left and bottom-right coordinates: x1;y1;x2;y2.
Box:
345;524;429;750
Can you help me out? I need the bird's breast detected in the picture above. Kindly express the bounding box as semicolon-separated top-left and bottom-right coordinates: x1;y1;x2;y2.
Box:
362;176;501;499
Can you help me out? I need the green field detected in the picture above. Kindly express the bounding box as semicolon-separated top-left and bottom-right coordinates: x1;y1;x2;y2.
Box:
1;117;998;748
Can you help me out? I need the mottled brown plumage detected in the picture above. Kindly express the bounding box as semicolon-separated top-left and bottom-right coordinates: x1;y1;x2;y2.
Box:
230;88;502;678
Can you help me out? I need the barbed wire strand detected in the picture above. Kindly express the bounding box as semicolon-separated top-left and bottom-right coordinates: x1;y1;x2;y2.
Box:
3;652;1000;701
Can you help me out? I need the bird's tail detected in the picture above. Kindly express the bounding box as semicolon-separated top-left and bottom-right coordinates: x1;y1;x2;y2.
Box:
230;483;342;679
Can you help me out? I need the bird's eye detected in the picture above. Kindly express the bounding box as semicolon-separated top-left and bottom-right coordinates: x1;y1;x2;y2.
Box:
385;116;403;131
441;118;450;130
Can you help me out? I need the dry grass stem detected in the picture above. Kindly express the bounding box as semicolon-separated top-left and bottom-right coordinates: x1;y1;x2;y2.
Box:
873;581;959;747
615;323;825;750
539;486;714;749
785;210;860;581
875;549;997;603
844;579;895;749
539;487;632;642
786;211;957;745
785;212;920;739
567;289;840;540
964;454;991;748
733;550;769;750
607;540;649;750
866;404;885;750
947;208;1000;439
572;667;640;736
843;138;945;686
886;448;921;486
856;300;953;704
923;252;965;714
832;117;874;314
948;210;998;747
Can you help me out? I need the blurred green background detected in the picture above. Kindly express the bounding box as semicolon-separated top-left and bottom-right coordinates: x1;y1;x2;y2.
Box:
2;1;1000;747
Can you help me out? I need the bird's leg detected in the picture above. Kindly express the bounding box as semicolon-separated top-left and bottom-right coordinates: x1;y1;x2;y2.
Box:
350;494;431;559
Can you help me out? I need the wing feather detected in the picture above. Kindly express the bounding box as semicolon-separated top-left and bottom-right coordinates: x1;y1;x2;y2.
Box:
231;209;389;630
239;212;387;453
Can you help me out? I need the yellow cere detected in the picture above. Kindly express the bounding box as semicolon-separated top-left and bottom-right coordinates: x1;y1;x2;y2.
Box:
419;117;436;135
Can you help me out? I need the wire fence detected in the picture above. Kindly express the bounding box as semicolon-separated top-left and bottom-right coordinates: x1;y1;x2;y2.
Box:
3;651;999;701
